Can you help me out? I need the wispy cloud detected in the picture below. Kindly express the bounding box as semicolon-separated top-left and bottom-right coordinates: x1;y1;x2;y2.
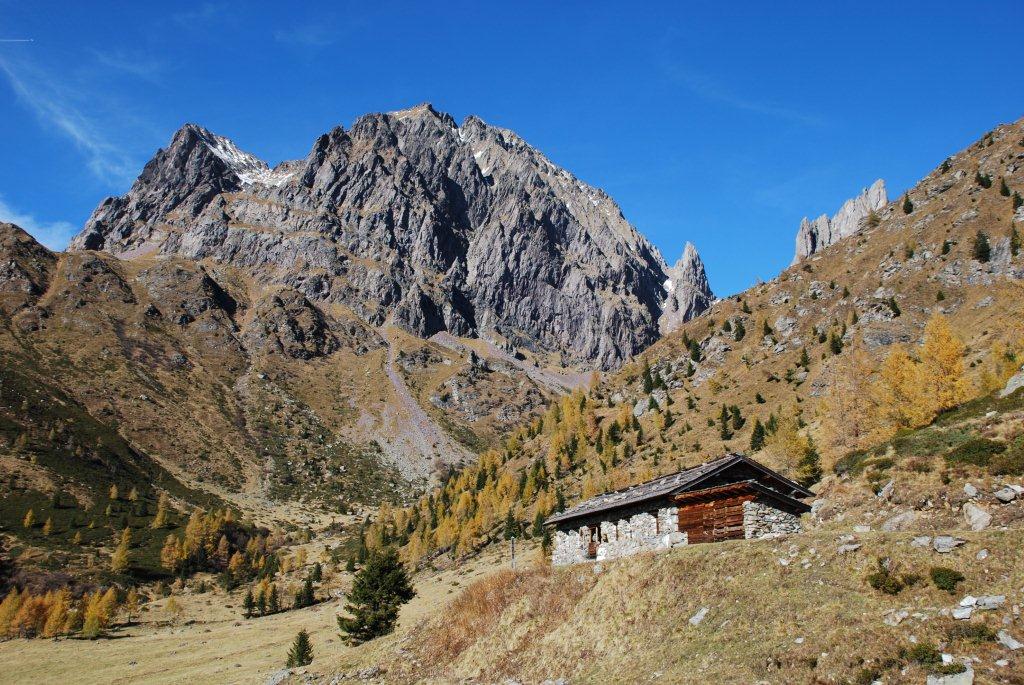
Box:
0;196;76;250
0;56;140;185
664;65;825;128
91;49;164;82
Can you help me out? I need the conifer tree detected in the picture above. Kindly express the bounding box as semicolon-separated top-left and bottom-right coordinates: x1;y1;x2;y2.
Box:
242;588;255;618
641;360;654;394
973;231;991;262
337;548;415;645
111;527;131;573
796;438;822;487
919;314;970;414
151;492;171;529
734;319;746;341
902;194;913;214
268;584;280;614
256;588;267;616
286;629;314;668
123;589;140;625
749;419;766;452
1000;177;1012;196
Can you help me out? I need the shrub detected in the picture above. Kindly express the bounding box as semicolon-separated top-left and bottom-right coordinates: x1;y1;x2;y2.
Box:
975;171;992;189
989;439;1024;475
901;642;942;666
902;195;914;214
867;559;920;595
887;297;901;317
945;438;1005;467
929;566;964;594
999;177;1011;197
948;621;997;644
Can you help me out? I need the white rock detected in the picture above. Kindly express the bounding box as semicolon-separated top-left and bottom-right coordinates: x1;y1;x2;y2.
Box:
837;543;862;554
976;549;989;561
882;510;918;532
993;487;1017;503
997;630;1022;650
911;535;933;548
963;483;978;498
933;536;966;553
689;607;709;626
952;607;973;620
960;596;978;607
962;502;992;531
977;595;1006;610
853;525;871;533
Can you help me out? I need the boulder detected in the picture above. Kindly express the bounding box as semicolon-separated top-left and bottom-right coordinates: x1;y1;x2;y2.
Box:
997;630;1022;650
881;510;918;532
993;487;1017;503
933;536;966;553
926;665;973;685
962;502;991;531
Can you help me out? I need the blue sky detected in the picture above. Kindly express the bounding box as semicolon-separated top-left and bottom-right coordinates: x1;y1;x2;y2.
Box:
1;2;1022;295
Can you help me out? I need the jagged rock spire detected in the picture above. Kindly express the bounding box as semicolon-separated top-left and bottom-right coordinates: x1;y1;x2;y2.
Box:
659;242;713;335
793;179;887;263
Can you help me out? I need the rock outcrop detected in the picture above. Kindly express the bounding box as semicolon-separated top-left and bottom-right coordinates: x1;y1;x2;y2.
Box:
71;104;708;368
793;179;888;263
658;242;713;334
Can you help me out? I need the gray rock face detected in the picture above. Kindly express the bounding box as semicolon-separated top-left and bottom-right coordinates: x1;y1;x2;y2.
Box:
658;241;713;334
71;104;707;368
793;179;887;263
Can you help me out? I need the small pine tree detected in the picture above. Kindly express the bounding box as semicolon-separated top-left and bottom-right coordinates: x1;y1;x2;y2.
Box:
749;419;766;452
799;348;810;369
941;240;952;255
531;510;545;538
123;589;140;625
796;438;823;487
641;360;654;394
762;320;772;337
975;171;992;188
286;629;314;668
242;588;255;618
256;588;267;616
111;527;131;573
151;492;171;529
734;320;745;342
311;562;323;582
754;392;765;404
1014;192;1023;211
972;231;991;263
503;508;520;540
902;194;913;214
294;577;315;609
829;331;844;355
1010;228;1020;257
999;177;1011;197
345;557;356;573
337;548;415;645
887;297;901;317
267;584;280;614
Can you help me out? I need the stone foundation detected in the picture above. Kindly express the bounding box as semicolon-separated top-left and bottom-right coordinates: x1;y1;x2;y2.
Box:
551;506;684;566
743;499;802;539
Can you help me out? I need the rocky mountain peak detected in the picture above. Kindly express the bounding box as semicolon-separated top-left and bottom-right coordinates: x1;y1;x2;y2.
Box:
658;241;713;335
67;106;713;368
793;179;888;263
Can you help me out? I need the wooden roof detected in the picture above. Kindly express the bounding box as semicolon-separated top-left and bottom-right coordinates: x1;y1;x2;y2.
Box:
545;453;813;526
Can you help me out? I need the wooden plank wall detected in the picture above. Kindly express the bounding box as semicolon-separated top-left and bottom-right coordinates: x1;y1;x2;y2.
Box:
677;494;754;543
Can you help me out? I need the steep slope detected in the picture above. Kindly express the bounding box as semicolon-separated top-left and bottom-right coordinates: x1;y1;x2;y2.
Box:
366;115;1024;573
73;104;711;369
793;178;888;263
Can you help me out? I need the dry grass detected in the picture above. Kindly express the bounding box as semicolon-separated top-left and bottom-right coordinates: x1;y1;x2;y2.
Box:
387;529;1024;684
